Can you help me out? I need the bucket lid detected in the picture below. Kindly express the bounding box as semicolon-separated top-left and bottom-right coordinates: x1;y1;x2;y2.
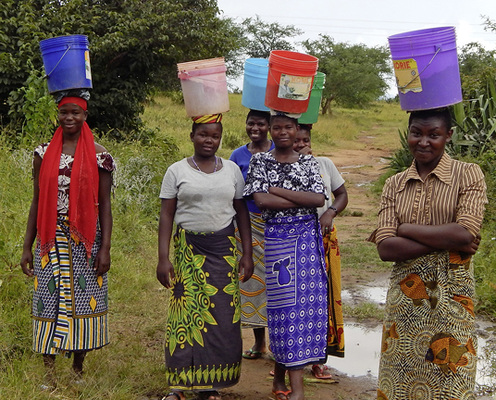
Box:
177;57;226;79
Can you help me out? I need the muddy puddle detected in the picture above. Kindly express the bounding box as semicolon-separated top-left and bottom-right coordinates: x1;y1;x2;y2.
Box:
329;283;496;397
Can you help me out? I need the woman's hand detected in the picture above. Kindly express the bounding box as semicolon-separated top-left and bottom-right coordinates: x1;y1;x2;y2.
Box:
157;259;175;288
320;208;336;235
94;248;111;276
239;254;254;282
20;249;34;277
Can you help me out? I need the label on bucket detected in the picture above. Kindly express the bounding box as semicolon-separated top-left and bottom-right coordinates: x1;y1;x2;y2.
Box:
85;51;92;80
393;58;422;94
277;74;312;101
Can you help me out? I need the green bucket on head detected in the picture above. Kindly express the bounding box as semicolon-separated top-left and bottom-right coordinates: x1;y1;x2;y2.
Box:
298;72;326;124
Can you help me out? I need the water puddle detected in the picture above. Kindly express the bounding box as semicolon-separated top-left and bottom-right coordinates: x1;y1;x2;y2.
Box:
331;283;496;396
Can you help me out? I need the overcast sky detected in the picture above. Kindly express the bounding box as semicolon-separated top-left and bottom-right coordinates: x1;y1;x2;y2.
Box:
217;0;496;51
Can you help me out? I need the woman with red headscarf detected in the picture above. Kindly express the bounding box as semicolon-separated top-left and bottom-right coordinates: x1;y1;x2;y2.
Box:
20;90;115;388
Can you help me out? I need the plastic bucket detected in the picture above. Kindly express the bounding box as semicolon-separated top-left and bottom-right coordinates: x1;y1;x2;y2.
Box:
265;50;319;114
39;35;92;93
388;26;462;111
298;72;326;124
242;58;269;111
177;57;229;117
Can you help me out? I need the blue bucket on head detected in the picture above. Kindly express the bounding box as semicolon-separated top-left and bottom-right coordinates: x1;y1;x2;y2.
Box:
242;58;269;111
388;26;462;111
39;35;92;94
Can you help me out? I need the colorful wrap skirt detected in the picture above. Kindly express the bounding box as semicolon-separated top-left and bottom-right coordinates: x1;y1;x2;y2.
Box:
32;217;109;355
378;251;477;400
236;212;267;328
264;214;328;368
165;223;242;390
324;225;345;358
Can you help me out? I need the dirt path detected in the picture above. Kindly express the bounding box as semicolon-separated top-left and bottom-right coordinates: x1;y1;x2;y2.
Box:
220;130;391;400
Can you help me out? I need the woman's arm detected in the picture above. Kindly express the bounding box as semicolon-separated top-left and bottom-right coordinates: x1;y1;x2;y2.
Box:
320;184;348;231
156;198;177;288
377;236;437;262
233;199;254;282
252;192;298;210
20;154;42;277
397;222;478;253
94;168;113;276
268;186;325;207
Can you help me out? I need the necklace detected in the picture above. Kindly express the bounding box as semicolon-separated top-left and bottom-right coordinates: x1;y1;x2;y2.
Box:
191;156;218;173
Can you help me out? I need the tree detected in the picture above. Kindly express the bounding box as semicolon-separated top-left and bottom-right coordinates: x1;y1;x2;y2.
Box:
0;0;244;138
240;15;303;59
302;35;391;113
458;42;496;99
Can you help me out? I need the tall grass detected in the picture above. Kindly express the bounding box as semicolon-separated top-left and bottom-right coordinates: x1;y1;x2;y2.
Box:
0;95;406;399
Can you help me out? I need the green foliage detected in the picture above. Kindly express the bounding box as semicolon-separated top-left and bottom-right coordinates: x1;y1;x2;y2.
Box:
7;65;57;147
450;79;496;157
240;15;303;59
0;0;244;139
386;127;413;174
458;42;496;100
302;35;392;113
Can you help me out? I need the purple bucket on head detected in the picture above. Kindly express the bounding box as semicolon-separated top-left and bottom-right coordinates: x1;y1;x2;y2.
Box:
388;26;462;111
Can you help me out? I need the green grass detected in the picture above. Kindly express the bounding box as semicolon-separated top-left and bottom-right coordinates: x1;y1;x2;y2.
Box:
0;95;439;398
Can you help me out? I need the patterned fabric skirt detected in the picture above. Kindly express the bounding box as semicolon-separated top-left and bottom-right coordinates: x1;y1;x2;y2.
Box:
32;217;109;355
236;212;267;328
378;251;477;400
264;214;328;368
165;223;242;390
323;225;345;358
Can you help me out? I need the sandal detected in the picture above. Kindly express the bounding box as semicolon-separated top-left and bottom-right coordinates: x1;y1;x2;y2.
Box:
311;364;334;379
272;389;292;400
197;390;221;400
242;348;263;359
162;392;185;400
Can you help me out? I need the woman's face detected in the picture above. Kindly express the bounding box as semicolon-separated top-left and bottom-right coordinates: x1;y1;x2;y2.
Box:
246;115;269;144
58;103;87;135
294;129;311;152
190;123;222;158
270;116;298;150
408;115;452;170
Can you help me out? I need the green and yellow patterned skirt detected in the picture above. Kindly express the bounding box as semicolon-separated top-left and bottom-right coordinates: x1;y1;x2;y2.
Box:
165;223;242;391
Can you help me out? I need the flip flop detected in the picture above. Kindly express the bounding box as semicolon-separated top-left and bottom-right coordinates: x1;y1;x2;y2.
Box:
242;348;263;359
197;390;221;400
162;392;185;400
272;389;292;400
311;364;334;379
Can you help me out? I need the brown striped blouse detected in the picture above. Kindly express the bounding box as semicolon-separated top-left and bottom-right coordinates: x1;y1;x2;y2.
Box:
370;152;487;245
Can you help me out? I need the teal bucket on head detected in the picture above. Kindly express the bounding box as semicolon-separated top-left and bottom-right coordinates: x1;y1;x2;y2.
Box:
388;26;462;111
242;58;270;111
298;72;326;124
39;35;92;94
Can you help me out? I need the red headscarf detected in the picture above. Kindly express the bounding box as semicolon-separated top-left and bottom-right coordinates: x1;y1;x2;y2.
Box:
37;97;99;259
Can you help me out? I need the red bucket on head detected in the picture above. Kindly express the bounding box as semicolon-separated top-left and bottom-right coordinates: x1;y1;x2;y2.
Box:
265;50;319;114
388;26;462;111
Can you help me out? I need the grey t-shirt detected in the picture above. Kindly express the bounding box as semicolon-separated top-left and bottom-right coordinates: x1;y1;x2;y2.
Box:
160;158;245;232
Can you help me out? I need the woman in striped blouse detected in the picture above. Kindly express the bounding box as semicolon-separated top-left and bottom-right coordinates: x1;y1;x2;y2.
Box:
370;108;487;400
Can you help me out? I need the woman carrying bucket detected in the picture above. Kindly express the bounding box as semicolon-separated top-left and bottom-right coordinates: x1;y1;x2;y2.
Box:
157;114;254;400
20;89;115;387
230;109;274;361
244;112;328;400
294;124;348;379
370;108;487;399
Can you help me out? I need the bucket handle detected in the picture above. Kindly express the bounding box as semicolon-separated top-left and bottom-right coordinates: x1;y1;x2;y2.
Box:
44;45;72;79
397;45;442;90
